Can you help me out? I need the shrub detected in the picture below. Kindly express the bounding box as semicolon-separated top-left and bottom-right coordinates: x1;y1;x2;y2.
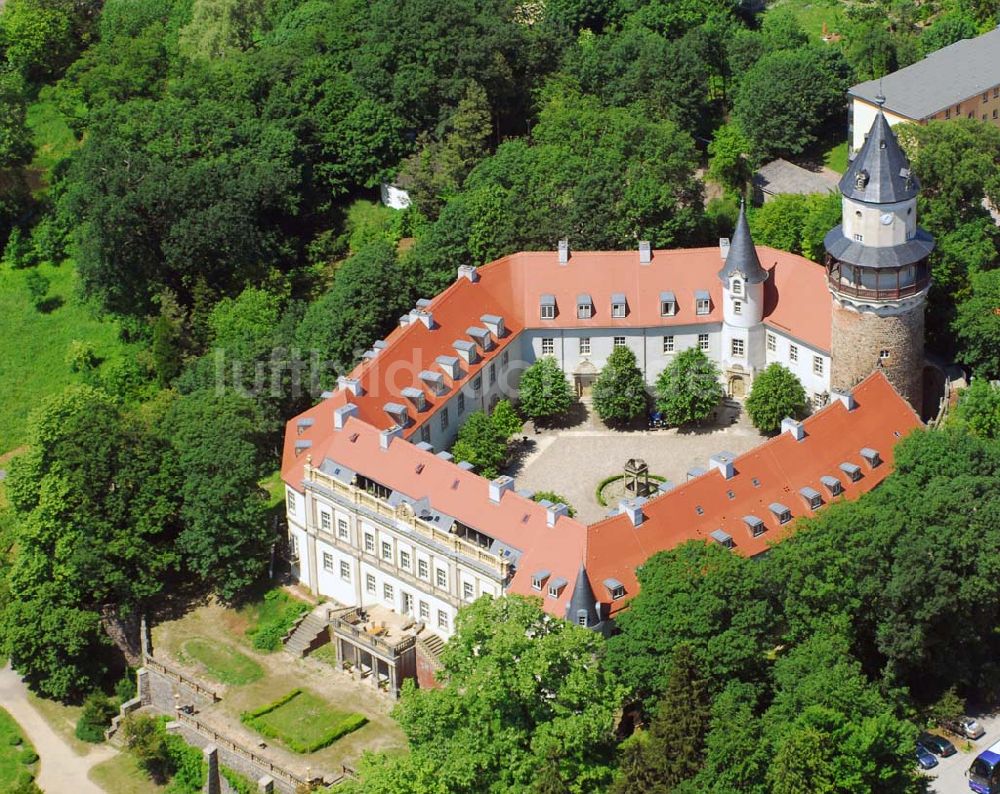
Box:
115;673;138;705
8;733;22;746
24;269;50;310
221;767;256;794
531;491;575;516
76;692;117;743
20;749;38;765
246;589;309;651
66;340;99;373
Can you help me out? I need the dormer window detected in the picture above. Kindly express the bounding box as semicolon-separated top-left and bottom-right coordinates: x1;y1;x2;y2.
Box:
695;290;710;315
860;448;881;468
611;293;627;318
799;487;822;510
660;291;676;316
821;475;843;496
744;515;766;537
540;294;556;319
839;462;862;482
769;503;792;525
547;577;567;598
710;529;734;549
604;578;625;600
577;295;593;319
731;279;742;296
531;570;550;590
576;610;589;626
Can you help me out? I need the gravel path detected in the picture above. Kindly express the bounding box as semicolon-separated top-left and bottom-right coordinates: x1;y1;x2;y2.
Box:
0;664;116;794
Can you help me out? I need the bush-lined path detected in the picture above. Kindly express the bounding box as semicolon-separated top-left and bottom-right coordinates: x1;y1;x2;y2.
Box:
0;664;116;793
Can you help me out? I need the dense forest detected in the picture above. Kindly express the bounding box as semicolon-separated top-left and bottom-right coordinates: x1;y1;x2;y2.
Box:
0;0;1000;790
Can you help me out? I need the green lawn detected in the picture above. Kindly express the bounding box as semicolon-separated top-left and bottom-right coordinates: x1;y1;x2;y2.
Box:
0;707;39;790
0;261;134;454
241;689;367;754
181;638;264;686
89;753;165;794
241;587;310;651
824;140;850;174
767;0;845;41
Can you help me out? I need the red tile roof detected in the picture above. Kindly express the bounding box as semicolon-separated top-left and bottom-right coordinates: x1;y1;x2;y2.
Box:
585;371;921;616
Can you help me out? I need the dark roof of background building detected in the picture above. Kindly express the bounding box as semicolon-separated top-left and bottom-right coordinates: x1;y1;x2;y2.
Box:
753;158;839;198
849;26;1000;118
839;111;919;204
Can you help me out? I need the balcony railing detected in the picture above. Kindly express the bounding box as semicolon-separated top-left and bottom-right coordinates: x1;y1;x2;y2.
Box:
329;607;416;658
828;273;929;301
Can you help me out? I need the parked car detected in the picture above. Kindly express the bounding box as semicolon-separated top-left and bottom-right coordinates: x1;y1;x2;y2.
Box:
942;716;986;740
919;732;958;757
916;745;939;770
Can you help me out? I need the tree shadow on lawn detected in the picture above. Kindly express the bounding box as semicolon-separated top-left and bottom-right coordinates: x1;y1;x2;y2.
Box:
36;296;64;314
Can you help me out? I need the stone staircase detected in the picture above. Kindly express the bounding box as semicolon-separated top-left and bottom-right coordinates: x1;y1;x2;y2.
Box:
416;632;445;673
283;607;330;658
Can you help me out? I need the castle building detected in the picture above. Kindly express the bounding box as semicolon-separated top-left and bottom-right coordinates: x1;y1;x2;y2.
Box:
824;107;934;413
280;114;929;694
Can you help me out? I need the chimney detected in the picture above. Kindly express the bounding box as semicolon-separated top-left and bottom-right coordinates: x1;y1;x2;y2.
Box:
546;502;569;527
831;389;856;410
719;237;731;260
399;314;411;327
379;425;403;450
619;497;646;527
415;441;434;452
337;376;364;396
415;298;432;309
410;309;434;329
709;451;736;480
458;264;479;282
639;240;652;264
481;314;505;338
373;340;387;351
333;403;359;429
489;475;514;504
781;417;805;441
558;239;569;264
436;450;454;462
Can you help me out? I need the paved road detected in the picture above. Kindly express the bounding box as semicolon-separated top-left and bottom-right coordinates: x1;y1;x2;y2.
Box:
928;711;1000;793
0;664;115;794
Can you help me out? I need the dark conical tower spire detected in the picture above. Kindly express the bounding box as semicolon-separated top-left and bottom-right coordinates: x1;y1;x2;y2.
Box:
839;110;918;204
718;201;767;284
566;562;602;630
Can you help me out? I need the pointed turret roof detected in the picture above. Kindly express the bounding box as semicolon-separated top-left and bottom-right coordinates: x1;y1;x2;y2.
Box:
839;109;919;204
566;562;601;628
718;202;768;285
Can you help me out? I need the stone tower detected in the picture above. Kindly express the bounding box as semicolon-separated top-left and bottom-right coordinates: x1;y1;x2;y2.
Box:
824;107;934;413
718;202;768;397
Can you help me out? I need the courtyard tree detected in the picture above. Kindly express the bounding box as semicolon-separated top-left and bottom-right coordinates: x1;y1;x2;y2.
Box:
744;363;807;433
349;596;621;793
518;356;574;423
490;399;523;439
450;411;509;479
654;348;723;427
592;347;647;424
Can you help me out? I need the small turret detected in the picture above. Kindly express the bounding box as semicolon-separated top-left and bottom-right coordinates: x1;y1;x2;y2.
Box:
565;563;603;632
718;202;768;285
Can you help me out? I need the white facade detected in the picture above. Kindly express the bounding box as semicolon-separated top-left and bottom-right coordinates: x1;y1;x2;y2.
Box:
763;326;832;401
850;99;914;152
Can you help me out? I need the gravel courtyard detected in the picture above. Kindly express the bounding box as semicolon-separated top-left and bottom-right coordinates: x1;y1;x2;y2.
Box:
508;401;768;524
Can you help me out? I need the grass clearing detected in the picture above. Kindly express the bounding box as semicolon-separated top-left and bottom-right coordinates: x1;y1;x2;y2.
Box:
241;689;367;753
767;0;845;41
180;638;263;686
309;642;338;668
89;752;165;793
26;88;80;188
823;140;849;174
0;706;39;790
0;261;136;454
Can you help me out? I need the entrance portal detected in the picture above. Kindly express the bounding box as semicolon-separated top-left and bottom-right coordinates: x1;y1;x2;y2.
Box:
728;375;746;399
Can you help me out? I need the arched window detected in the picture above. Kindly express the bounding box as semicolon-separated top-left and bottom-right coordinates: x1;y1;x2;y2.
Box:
731;278;743;296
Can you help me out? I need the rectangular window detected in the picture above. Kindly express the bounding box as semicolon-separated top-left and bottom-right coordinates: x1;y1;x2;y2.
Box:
731;279;742;296
381;541;392;561
286;489;296;515
288;534;298;558
420;425;430;443
984;92;989;103
579;337;591;355
320;511;331;532
813;355;824;376
541;338;554;355
731;339;745;357
994;109;998;120
436;568;447;588
696;298;710;315
463;581;475;601
853;233;863;242
366;573;376;593
611;303;626;318
323;552;334;572
489;363;496;385
733;300;742;315
577;303;592;319
337;518;349;540
613;336;626;348
663;335;674;353
789;344;799;363
419;601;430;620
945;109;951;119
418;558;429;579
437;610;449;630
502;350;509;368
472;375;481;392
661;300;676;316
340;560;350;581
766;333;776;352
400;550;411;570
457;392;465;415
440;407;449;430
880;349;890;360
383;583;393;601
698;333;709;352
364;533;375;553
540;304;555;320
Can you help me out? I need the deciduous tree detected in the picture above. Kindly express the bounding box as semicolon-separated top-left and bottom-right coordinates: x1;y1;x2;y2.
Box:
593;347;647;424
517;357;574;422
654;348;723;426
744;363;807;433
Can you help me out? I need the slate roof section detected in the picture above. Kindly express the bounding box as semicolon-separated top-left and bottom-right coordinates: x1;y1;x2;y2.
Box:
718;204;768;284
849;26;1000;119
839;111;919;204
824;225;935;269
566;563;601;628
